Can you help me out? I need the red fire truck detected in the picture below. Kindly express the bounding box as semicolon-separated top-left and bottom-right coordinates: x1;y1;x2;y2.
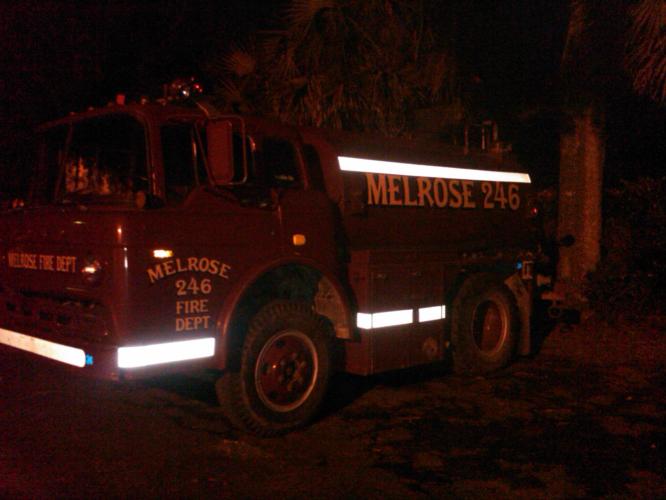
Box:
0;86;538;435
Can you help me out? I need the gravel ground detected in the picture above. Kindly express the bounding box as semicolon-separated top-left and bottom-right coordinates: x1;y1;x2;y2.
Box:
1;315;665;499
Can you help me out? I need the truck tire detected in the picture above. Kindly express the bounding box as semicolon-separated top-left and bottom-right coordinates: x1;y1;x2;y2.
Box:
451;277;519;374
216;300;332;436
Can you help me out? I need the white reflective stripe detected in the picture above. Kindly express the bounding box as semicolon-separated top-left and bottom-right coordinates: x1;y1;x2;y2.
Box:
338;156;531;184
0;328;86;367
117;337;215;368
372;309;413;328
358;305;448;330
418;305;447;323
356;309;413;330
356;313;373;330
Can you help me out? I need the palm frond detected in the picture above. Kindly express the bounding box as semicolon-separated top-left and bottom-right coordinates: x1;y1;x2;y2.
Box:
221;79;244;102
223;48;256;77
625;0;666;103
208;0;461;133
286;0;335;30
562;0;588;68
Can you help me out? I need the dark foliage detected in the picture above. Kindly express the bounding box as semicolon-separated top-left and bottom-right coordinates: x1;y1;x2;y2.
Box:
586;177;666;320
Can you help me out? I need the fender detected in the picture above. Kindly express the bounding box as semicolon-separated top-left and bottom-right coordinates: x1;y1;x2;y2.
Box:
212;255;352;370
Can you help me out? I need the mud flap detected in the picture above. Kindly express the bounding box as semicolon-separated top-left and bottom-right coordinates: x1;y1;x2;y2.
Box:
504;273;532;356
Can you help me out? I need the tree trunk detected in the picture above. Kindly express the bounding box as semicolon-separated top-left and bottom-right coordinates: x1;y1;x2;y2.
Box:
556;106;604;307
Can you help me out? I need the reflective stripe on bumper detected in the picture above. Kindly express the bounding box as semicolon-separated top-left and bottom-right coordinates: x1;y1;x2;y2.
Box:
0;327;87;367
1;328;216;372
117;337;216;368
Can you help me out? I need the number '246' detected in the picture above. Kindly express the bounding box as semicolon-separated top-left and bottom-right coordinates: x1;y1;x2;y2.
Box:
176;277;212;296
481;182;521;210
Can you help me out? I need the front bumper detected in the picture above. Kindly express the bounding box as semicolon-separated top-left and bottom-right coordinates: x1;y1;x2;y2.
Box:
0;327;216;380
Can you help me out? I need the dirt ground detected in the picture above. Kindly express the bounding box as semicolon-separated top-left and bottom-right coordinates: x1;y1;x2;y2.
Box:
1;315;665;499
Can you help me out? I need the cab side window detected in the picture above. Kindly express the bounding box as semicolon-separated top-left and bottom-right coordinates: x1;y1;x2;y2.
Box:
161;123;208;205
302;144;326;192
256;137;301;188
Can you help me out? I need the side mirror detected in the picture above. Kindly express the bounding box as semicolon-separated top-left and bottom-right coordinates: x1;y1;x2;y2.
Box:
206;121;234;185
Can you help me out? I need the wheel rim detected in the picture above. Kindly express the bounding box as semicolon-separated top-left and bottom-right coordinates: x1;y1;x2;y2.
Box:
472;299;508;354
254;330;318;413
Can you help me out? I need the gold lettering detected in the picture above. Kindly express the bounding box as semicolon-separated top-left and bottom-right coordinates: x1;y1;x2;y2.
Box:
433;179;448;207
417;178;433;207
147;265;164;284
187;257;199;272
449;180;462;208
163;260;176;276
7;253;80;272
387;175;402;206
40;255;55;271
176;299;209;314
148;256;231;283
28;254;38;269
10;253;38;269
219;263;231;279
175;315;211;332
366;173;387;205
403;177;417;206
198;257;210;273
56;255;76;273
462;180;476;208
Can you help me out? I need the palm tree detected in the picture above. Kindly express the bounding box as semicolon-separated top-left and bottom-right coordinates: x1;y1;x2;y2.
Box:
556;0;665;306
210;0;459;137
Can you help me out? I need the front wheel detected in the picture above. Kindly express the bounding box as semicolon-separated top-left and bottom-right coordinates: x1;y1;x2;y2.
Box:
216;301;332;436
451;278;519;374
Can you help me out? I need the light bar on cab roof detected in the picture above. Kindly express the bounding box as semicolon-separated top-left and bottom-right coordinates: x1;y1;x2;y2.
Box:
0;328;87;367
117;337;215;368
338;156;531;184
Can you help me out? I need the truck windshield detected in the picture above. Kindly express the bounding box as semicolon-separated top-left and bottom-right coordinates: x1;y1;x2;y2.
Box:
57;115;148;205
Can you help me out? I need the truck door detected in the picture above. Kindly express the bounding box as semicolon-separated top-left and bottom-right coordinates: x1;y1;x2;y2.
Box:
253;135;337;267
132;121;281;347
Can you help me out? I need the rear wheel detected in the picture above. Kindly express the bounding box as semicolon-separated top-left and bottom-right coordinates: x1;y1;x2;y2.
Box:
216;301;332;436
451;277;519;374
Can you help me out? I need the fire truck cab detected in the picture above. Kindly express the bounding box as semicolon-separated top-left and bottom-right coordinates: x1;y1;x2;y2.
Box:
0;91;537;435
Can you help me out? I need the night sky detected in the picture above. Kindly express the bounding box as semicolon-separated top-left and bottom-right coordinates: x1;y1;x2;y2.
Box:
1;1;663;195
